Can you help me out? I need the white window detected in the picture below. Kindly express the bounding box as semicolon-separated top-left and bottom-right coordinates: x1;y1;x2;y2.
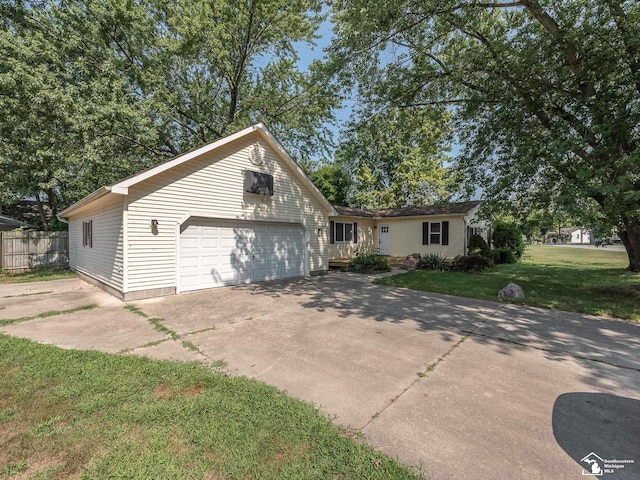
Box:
335;222;353;243
430;222;441;245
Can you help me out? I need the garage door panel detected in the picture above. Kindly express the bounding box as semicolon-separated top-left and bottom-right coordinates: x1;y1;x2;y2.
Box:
179;219;304;292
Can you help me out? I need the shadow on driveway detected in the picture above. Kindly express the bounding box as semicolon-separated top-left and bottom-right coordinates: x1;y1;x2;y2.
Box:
553;392;640;479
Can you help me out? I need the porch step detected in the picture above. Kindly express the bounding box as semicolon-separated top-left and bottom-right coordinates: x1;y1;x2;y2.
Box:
329;256;406;269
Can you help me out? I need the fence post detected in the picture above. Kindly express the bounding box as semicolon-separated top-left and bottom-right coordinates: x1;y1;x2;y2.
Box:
0;232;3;270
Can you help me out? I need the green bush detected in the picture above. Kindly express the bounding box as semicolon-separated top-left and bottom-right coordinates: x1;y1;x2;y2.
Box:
491;222;525;259
417;253;445;271
492;247;517;264
468;234;490;255
453;254;494;273
349;249;390;273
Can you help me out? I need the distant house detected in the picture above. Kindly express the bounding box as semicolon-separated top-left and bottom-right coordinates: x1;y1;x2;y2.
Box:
568;228;592;244
329;202;487;261
548;227;592;245
0;215;33;232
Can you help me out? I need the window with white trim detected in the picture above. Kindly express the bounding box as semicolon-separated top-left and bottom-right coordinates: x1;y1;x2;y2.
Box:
430;222;441;244
335;222;353;242
330;221;358;244
422;221;449;246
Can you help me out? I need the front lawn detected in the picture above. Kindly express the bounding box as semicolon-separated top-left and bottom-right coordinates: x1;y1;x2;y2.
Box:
376;246;639;321
0;268;77;284
0;335;419;479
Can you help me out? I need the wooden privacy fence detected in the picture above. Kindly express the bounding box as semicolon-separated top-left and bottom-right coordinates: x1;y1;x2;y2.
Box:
0;231;69;272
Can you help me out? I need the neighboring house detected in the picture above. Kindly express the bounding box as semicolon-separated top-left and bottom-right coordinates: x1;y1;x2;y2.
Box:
1;200;52;229
548;227;592;244
329;202;487;261
58;124;335;300
568;228;592;244
0;215;33;232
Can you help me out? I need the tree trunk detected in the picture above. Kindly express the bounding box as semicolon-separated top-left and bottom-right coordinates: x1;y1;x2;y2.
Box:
35;194;48;232
618;221;640;272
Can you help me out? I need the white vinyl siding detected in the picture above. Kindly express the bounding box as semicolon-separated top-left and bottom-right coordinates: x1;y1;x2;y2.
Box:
125;133;327;293
386;216;465;258
328;217;375;259
68;195;124;291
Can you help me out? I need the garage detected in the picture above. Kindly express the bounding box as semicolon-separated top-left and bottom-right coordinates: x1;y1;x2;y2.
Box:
179;218;306;292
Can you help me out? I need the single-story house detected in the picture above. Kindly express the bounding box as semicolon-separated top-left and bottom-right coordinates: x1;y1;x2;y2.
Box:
59;124;335;300
328;203;488;261
0;214;33;232
547;227;592;245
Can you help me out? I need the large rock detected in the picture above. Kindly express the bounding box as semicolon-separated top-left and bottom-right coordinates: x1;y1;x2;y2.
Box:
498;282;525;299
401;254;420;271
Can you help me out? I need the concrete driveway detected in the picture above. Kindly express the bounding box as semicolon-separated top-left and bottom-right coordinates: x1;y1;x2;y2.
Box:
1;273;639;479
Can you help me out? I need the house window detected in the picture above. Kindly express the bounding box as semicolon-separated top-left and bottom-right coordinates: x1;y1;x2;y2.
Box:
329;221;358;244
82;220;93;248
468;227;483;238
422;221;449;246
430;223;441;244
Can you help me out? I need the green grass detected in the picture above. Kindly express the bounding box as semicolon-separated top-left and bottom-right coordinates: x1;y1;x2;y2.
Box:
0;269;76;284
376;246;640;321
0;335;419;479
0;304;97;327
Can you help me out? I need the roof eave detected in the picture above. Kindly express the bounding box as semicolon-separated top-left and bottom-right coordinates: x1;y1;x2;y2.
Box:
57;186;113;221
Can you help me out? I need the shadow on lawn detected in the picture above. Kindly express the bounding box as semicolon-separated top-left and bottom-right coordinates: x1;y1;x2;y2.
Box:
234;272;640;390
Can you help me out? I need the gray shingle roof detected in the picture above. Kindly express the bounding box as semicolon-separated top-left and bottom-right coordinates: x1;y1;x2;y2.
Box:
332;201;481;218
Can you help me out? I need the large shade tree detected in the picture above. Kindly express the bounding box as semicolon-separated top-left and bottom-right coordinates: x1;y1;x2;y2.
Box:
335;107;456;208
1;0;337;228
329;0;640;271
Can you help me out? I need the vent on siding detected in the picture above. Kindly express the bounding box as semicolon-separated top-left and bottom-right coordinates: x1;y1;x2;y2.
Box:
244;170;274;196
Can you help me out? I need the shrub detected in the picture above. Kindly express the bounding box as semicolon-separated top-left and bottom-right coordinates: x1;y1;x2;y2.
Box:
468;234;490;255
491;222;526;259
417;253;446;271
492;247;517;264
453;254;494;273
349;249;390;273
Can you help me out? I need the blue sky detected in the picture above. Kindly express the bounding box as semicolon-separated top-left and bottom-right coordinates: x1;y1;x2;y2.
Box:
294;16;464;161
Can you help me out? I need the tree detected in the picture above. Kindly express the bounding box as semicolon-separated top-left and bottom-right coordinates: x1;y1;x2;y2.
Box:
334;107;457;208
329;1;640;271
309;165;353;205
1;0;338;224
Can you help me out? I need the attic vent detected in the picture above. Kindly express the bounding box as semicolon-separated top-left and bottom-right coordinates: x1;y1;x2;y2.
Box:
244;170;274;196
249;143;265;166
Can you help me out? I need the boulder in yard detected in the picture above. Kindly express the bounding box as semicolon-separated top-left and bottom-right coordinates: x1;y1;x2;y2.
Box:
401;255;420;271
498;282;525;299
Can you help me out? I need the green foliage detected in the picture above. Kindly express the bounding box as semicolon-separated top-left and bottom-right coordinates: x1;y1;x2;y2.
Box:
492;248;517;265
492;222;526;259
453;254;494;273
417;253;445;271
1;0;338;217
335;107;458;208
349;249;390;273
310;165;353;205
468;234;489;255
328;0;640;271
376;245;639;320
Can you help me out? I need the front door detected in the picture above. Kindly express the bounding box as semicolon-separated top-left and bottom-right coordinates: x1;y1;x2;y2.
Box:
378;224;390;255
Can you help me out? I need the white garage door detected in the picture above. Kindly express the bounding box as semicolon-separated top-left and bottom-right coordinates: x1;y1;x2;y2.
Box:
179;218;305;292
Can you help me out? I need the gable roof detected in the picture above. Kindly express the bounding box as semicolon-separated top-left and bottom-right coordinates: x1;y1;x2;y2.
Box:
332;201;482;219
59;124;335;218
